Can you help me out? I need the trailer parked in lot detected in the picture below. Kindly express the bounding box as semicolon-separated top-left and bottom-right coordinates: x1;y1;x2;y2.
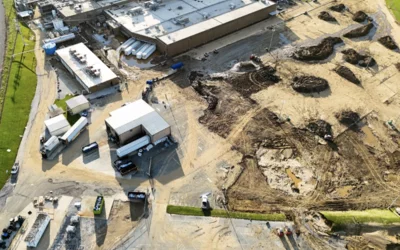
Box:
41;135;61;158
116;135;150;158
60;117;88;144
24;213;50;248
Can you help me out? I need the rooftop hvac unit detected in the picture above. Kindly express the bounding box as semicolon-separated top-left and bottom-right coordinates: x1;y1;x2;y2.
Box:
202;12;209;19
177;5;182;10
229;3;236;9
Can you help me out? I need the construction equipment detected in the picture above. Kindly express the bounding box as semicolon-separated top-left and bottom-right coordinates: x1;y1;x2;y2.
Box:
250;54;261;63
200;192;211;209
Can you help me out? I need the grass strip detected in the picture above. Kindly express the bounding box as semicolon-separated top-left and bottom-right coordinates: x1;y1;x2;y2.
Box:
386;0;400;22
166;205;286;221
321;209;400;225
0;2;37;187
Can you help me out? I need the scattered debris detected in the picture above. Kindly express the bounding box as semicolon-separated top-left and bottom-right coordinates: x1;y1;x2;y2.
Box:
343;23;374;38
318;11;337;22
335;110;360;126
330;4;346;12
292;76;329;93
292;37;343;61
306;119;333;138
334;66;361;84
352;11;368;23
341;49;376;67
378;36;399;50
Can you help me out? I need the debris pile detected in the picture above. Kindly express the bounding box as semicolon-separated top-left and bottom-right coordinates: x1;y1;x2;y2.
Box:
378;36;399;50
334;66;361;84
396;63;400;72
341;49;376;67
318;11;337;22
330;4;346;12
352;11;368;23
251;66;280;84
343;23;374;38
336;110;360;126
192;81;219;110
292;37;343;61
292;76;329;93
306;119;333;138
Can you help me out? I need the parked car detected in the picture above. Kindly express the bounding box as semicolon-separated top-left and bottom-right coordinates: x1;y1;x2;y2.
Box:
80;110;88;117
82;142;98;154
11;162;19;175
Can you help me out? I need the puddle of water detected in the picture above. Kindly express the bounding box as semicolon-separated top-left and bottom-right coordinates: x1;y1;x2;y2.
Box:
361;126;379;147
286;168;302;188
337;186;353;197
120;51;159;69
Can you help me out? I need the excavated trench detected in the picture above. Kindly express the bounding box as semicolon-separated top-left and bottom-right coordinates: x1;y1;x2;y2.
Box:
341;49;376;67
292;76;329;93
335;66;361;85
352;11;368;23
330;4;346;12
343;23;374;38
292;37;343;61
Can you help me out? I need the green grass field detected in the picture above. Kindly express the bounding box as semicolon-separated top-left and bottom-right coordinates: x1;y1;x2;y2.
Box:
387;0;400;21
0;2;37;187
166;205;286;221
321;209;400;225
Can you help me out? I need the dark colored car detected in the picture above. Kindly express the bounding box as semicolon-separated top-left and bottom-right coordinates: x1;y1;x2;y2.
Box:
119;161;137;175
82;142;98;154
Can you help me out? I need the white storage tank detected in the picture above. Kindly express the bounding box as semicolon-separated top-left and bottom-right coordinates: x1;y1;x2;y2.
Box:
141;45;156;60
136;44;151;59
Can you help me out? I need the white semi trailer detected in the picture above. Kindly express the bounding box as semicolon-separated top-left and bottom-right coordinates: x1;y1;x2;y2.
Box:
41;135;61;158
116;135;150;158
60;117;88;144
24;213;51;248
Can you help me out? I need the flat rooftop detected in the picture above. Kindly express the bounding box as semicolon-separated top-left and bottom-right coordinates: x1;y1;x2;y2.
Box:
106;99;170;136
56;0;128;17
55;43;118;91
105;0;275;40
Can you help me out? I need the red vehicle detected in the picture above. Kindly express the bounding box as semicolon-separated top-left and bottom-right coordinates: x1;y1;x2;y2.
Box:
276;228;284;237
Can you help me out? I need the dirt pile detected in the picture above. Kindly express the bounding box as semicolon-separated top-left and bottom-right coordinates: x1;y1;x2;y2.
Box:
318;11;337;22
343;23;374;38
378;36;399;50
330;4;346;12
336;110;360;126
292;76;329;93
228;66;279;97
292;37;343;61
396;63;400;72
352;11;368;23
192;81;219;110
306;120;333;138
334;66;361;84
342;49;376;67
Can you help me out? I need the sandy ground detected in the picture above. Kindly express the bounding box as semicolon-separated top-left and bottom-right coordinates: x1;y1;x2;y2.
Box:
0;0;400;248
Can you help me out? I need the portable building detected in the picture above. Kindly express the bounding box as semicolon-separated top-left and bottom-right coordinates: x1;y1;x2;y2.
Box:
44;114;71;136
66;95;90;115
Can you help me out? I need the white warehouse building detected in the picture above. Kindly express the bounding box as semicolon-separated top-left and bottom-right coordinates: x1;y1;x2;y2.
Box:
105;100;171;146
66;95;90;115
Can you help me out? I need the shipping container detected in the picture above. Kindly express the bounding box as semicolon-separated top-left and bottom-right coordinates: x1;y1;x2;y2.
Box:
60;117;88;144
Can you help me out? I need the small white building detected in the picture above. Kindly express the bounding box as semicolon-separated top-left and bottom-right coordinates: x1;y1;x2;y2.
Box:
66;95;90;115
105;100;171;146
44;114;71;136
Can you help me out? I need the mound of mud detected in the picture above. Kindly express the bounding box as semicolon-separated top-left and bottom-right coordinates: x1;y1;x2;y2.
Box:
251;66;280;84
378;36;399;50
334;66;360;84
336;110;360;126
330;4;346;12
352;11;368;23
343;23;374;38
292;37;343;61
396;63;400;72
342;49;376;67
318;11;337;22
192;81;219;110
306;120;333;138
292;76;329;93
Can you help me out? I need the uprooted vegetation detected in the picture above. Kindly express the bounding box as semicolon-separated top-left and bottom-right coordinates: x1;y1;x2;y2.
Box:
334;65;361;84
336;110;360;126
318;11;337;22
292;76;329;93
227;66;280;97
378;36;399;50
330;4;346;12
341;49;376;67
343;23;374;38
306;119;333;138
352;11;369;23
292;37;343;61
